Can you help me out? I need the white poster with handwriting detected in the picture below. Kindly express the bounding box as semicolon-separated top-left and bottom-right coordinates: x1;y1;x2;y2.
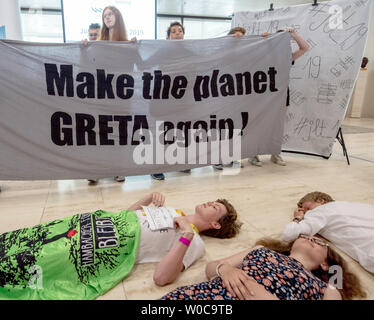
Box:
233;0;372;157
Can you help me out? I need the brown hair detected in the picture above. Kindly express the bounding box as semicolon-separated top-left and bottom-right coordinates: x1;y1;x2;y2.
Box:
199;199;242;239
98;6;128;41
255;237;366;300
167;22;185;39
228;27;246;36
297;191;334;208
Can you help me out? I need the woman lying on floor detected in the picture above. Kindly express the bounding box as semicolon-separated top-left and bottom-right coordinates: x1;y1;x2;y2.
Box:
161;235;366;300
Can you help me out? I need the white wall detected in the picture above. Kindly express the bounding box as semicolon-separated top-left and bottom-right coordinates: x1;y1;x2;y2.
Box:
0;0;22;40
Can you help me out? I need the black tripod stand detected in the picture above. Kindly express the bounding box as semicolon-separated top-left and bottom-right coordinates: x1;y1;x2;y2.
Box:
336;127;350;165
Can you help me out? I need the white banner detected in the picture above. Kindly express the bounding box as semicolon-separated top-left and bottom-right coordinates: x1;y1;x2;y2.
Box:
233;0;372;157
0;34;291;180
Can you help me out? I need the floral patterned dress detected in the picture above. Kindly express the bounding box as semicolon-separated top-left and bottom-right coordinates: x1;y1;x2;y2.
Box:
161;247;327;300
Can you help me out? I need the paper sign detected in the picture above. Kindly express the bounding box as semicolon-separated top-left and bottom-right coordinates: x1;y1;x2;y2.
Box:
142;206;179;231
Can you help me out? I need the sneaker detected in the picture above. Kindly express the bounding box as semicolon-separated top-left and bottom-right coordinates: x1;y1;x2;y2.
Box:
271;154;286;166
151;173;165;180
114;176;126;182
180;169;191;173
88;179;98;184
249;156;262;167
213;164;223;170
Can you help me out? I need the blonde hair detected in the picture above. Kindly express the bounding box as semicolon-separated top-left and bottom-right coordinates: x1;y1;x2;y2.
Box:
297;191;334;208
98;6;128;41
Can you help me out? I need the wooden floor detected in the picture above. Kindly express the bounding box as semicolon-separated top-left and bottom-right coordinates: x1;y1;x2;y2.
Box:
1;117;373;300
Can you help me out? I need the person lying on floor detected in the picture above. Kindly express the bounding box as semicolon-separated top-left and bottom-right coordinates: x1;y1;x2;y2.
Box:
282;191;374;273
161;235;366;300
0;192;241;299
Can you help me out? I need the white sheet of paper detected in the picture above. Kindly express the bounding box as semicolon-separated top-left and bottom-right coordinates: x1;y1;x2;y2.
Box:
142;206;179;231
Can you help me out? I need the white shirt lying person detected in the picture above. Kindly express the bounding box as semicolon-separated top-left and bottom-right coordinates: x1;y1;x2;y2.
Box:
283;201;374;273
135;209;205;269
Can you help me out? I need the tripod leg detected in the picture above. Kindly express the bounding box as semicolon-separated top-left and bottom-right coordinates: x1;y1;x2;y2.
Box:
337;128;350;165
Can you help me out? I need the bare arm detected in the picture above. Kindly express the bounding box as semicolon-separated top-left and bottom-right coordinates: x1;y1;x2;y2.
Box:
205;245;278;300
205;248;253;279
127;192;165;211
323;286;342;300
261;29;309;61
153;216;194;286
288;29;310;61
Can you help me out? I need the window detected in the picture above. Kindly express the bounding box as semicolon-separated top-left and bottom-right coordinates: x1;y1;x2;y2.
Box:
21;9;63;42
183;18;232;39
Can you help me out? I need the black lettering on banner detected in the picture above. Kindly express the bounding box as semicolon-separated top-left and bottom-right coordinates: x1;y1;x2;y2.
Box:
93;216;118;249
114;115;132;145
80;213;94;267
142;70;188;100
235;72;252;95
193;68;278;101
153;70;171;99
253;71;267;93
131;115;149;145
76;113;96;145
50;112;249;146
99;115;114;145
116;74;134;99
45;63;74;97
193;75;210;102
142;72;153;99
51;111;73;145
97;69;115;99
219;74;235;97
171;76;188;99
210;69;219;98
76;72;95;98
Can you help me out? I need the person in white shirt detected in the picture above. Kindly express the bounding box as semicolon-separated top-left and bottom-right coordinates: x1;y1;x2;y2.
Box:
282;191;374;273
127;192;242;286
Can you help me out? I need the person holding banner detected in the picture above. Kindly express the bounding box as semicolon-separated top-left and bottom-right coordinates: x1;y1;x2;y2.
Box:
166;21;185;40
213;27;246;171
161;235;366;300
88;23;100;41
86;6;132;184
98;6;128;41
249;29;309;167
148;21;191;180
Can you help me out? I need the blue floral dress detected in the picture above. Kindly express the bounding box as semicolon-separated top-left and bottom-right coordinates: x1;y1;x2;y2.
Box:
161;247;327;300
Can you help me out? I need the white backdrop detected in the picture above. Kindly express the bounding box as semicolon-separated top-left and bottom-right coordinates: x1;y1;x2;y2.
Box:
233;0;372;157
62;0;155;41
